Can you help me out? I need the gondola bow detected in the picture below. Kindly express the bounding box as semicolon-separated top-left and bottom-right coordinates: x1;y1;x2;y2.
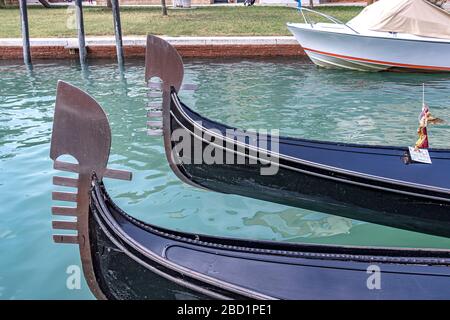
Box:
144;35;450;239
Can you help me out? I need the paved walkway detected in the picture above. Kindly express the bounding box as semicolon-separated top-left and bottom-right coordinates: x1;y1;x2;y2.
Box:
0;36;299;47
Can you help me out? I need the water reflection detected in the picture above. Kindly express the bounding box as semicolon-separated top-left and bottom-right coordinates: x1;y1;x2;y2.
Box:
184;58;450;147
244;210;354;239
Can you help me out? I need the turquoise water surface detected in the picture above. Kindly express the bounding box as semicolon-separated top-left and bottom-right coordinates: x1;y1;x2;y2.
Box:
1;58;450;299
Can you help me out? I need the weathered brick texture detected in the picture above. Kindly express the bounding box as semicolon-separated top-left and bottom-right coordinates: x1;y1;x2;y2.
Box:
0;44;306;59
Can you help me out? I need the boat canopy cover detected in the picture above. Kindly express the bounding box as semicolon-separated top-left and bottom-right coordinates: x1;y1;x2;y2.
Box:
348;0;450;39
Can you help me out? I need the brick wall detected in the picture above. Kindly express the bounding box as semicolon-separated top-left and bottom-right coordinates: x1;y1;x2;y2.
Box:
0;44;307;60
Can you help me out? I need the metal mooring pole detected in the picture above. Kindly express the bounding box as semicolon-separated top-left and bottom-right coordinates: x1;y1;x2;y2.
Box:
19;0;32;66
75;0;87;65
110;0;125;69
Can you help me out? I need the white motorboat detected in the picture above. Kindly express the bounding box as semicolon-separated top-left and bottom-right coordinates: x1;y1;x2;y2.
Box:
287;0;450;72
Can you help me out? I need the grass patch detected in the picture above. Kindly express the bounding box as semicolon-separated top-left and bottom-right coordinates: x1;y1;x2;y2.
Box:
0;6;362;38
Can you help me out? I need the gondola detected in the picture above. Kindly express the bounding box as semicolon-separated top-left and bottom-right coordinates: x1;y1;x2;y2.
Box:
51;81;450;300
144;35;450;238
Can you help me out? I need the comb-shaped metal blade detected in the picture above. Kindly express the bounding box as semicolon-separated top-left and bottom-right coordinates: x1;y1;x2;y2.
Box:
49;81;133;300
54;161;132;181
52;191;77;202
52;220;78;230
53;234;78;244
52;206;77;216
53;176;78;188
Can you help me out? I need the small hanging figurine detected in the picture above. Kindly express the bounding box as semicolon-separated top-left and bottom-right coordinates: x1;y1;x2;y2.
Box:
414;85;444;151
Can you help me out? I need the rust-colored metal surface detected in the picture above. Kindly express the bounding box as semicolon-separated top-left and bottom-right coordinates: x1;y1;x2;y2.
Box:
144;35;184;91
144;35;204;189
50;80;131;300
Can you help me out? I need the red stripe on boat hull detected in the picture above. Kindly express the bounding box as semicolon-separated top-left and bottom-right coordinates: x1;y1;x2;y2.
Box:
303;47;450;72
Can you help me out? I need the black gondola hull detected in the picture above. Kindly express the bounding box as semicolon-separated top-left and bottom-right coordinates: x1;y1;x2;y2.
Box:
166;91;450;238
89;212;213;300
183;162;450;238
88;180;450;300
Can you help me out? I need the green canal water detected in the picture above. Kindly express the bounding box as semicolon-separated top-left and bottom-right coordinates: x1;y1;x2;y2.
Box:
1;58;450;299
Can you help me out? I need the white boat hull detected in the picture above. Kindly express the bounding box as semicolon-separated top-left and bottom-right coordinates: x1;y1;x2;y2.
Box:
287;23;450;72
